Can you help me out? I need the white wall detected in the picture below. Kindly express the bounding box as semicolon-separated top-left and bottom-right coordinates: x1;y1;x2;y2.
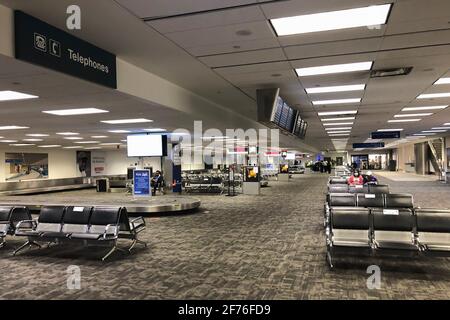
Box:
103;149;161;175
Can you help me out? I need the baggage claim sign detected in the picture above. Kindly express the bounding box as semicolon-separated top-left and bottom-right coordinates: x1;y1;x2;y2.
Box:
14;11;117;89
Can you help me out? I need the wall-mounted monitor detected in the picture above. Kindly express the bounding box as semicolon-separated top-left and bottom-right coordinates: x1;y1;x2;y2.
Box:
127;134;168;157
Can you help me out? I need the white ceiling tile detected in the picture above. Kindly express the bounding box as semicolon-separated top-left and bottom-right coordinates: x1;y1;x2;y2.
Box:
199;48;285;68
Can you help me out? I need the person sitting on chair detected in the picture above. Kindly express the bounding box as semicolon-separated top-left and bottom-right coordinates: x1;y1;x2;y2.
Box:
348;170;364;186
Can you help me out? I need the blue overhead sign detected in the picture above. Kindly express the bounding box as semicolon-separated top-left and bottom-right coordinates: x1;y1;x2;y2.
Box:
371;131;401;139
14;11;117;88
353;143;385;149
133;169;151;197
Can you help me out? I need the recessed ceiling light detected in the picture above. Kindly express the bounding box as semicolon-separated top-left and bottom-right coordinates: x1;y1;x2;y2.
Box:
435;78;450;85
57;132;79;136
0;126;29;130
313;98;361;105
402;106;447;111
414;133;435;136
328;133;350;137
101;119;153;124
170;132;190;136
323;122;354;126
417;93;450;99
327;131;351;134
0;90;38;101
23;139;43;142
321;117;356;121
0;140;18;143
108;130;131;133
63;146;81;149
388;119;421;123
318;110;358;116
143;128;167;132
10;143;35;146
26;134;49;137
64;137;84;140
91;136;109;138
325;127;352;131
422;130;447;133
306;84;365;94
394;113;433;118
74;141;100;144
296;62;373;77
85;147;102;150
100;143;121;146
270;4;391;36
432;127;450;130
377;129;404;132
43;108;109;116
38;145;61;148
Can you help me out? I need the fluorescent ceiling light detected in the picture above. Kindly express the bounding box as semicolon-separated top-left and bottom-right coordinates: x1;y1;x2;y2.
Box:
318;110;358;116
417;93;450;99
101;118;153;124
435;78;450;85
323;122;354;126
422;130;447;133
312;98;361;105
143;128;166;132
321;117;355;121
414;133;435;136
42;108;109;116
377;129;404;132
64;137;83;140
270;4;391;36
432;127;450;130
402;106;447;111
109;130;131;133
444;123;450;126
394;113;433;118
63;146;81;149
75;141;100;144
327;131;351;134
0;126;29;130
306;84;365;94
91;136;109;138
0;140;18;143
170;132;190;136
329;134;350;137
297;62;373;77
38;145;61;148
100;143;121;146
10;144;34;146
23;139;43;142
325;127;352;131
26;134;49;137
57;132;79;136
388;119;421;123
85;147;102;150
0;90;38;101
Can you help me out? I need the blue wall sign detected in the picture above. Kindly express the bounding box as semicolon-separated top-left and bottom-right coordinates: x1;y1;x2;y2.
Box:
371;131;401;139
353;143;385;149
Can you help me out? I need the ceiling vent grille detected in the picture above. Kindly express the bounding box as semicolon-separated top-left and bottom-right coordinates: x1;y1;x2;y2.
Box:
370;67;413;78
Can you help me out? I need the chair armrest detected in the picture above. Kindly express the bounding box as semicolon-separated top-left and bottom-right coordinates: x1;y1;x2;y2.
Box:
16;219;37;230
130;217;146;230
102;224;119;239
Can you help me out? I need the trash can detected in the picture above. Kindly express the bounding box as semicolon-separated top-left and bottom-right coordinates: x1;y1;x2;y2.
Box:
96;178;110;192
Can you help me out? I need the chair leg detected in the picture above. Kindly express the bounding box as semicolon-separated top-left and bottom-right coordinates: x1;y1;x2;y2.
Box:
102;245;128;261
0;237;5;249
128;238;147;252
13;240;41;255
326;250;334;269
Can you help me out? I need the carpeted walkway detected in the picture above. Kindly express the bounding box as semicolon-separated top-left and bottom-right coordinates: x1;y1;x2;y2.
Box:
1;173;450;300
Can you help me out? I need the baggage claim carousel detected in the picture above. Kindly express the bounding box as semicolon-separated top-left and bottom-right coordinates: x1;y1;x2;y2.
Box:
0;178;201;215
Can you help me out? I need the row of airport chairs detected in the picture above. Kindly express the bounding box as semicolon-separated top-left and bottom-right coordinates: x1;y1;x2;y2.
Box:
0;205;147;261
328;184;389;194
326;206;450;268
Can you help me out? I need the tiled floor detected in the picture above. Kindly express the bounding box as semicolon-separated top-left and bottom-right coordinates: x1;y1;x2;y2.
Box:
1;172;450;300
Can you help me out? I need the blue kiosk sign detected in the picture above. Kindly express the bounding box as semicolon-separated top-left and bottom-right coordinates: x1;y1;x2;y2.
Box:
133;169;151;197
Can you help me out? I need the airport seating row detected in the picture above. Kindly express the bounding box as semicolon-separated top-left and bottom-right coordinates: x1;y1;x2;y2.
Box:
326;206;450;268
0;205;147;261
324;193;412;227
328;184;389;194
0;206;31;248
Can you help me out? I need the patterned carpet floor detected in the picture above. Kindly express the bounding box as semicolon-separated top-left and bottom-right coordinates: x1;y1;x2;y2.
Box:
1;172;450;300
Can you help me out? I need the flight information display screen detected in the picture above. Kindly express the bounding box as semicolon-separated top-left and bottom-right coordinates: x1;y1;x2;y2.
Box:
272;97;297;133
